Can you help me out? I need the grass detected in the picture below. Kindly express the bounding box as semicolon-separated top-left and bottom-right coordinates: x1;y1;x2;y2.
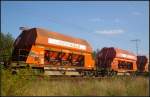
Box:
1;67;149;96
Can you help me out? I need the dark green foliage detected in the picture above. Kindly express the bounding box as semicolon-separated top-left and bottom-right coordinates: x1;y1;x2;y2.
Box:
0;32;14;62
92;49;99;59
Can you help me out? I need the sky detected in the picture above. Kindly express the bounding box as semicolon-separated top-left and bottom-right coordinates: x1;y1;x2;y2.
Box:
1;1;149;56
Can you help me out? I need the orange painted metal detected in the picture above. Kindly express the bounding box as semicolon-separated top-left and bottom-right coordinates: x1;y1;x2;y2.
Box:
145;63;149;72
13;28;95;70
26;45;44;64
30;28;93;53
96;47;137;72
84;54;95;69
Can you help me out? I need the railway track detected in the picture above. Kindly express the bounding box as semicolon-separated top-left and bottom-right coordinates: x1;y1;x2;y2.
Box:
14;74;137;81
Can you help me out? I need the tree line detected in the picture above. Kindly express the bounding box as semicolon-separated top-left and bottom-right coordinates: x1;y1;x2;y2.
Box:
0;32;14;63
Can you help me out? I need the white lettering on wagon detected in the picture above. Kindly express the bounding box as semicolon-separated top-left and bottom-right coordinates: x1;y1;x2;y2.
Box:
118;53;136;60
48;38;86;50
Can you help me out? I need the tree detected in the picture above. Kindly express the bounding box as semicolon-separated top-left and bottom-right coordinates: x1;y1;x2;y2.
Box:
92;50;97;59
0;32;14;63
92;49;100;59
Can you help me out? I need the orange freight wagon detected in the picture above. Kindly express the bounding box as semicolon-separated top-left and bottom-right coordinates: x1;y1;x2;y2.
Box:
12;28;95;72
136;56;149;72
96;47;137;75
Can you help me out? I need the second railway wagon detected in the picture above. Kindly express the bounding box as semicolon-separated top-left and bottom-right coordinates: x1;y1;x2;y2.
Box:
12;28;95;75
96;47;137;75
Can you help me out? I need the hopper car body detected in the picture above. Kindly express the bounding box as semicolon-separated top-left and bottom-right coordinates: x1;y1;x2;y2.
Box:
96;47;137;75
136;56;149;72
12;28;95;75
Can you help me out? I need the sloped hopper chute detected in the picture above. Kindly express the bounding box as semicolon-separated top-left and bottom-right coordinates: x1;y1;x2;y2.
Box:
12;28;37;61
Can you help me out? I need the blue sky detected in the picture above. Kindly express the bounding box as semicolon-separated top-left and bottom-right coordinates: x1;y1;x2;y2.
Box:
1;1;149;56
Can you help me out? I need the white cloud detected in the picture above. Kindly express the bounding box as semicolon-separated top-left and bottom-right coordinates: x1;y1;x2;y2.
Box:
95;29;124;35
132;12;142;16
89;18;102;22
